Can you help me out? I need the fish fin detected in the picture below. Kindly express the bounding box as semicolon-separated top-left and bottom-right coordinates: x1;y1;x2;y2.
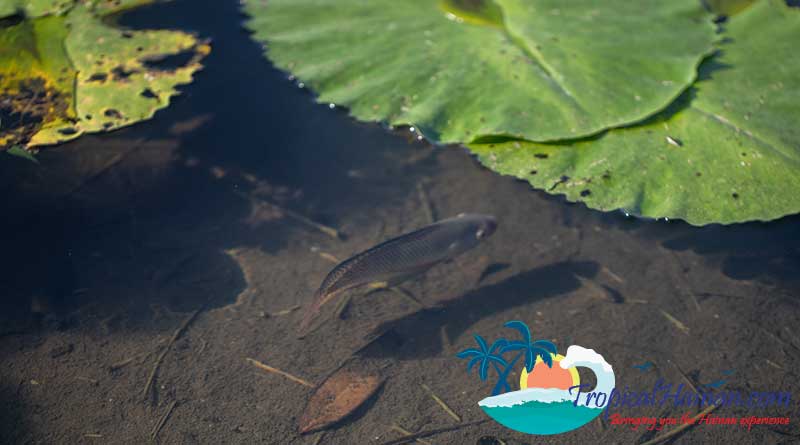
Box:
298;289;343;337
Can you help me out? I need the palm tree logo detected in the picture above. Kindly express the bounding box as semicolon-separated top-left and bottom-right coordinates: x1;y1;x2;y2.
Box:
457;320;556;396
455;320;616;435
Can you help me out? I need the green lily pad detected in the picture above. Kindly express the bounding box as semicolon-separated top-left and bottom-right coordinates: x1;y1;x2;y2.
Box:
243;0;716;143
0;1;208;152
0;0;72;19
0;0;155;20
469;0;800;225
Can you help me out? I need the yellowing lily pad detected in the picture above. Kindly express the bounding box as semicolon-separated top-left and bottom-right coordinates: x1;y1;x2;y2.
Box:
0;1;209;152
0;14;75;148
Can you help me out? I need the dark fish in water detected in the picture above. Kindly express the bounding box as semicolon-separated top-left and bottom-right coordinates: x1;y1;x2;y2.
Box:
300;213;497;334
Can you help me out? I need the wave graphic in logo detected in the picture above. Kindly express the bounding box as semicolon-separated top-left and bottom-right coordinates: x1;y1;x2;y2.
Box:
473;342;615;435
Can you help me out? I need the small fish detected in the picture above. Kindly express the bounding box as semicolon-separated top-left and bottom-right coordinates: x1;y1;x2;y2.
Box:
299;213;497;335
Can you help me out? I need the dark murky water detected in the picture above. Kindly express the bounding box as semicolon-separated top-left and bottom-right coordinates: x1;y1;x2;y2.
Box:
1;1;798;444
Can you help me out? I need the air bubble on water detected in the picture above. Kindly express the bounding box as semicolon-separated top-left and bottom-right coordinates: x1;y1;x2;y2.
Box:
288;75;296;81
417;135;423;141
328;103;336;109
297;82;305;89
409;127;416;133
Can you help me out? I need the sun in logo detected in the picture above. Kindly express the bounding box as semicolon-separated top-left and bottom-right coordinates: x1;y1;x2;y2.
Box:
519;353;580;392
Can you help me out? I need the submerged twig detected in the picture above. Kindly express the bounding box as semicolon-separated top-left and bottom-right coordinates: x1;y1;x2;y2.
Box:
143;309;202;402
272;305;301;316
659;309;690;334
639;402;721;445
420;384;461;422
110;357;134;371
387;286;426;309
77;376;99;385
150;400;177;442
380;420;490;445
600;266;625;284
390;423;434;445
669;360;700;399
364;283;425;309
766;359;785;370
416;181;435;224
246;358;314;388
311;431;326;445
277;202;341;239
318;252;341;264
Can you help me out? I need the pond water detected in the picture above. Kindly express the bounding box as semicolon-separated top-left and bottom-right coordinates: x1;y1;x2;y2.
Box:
1;1;799;444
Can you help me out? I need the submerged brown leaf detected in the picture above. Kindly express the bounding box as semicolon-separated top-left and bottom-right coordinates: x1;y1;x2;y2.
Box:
298;366;384;434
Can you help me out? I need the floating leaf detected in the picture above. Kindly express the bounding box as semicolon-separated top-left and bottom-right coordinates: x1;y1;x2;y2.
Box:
298;366;384;434
470;0;800;225
243;0;715;143
0;1;209;152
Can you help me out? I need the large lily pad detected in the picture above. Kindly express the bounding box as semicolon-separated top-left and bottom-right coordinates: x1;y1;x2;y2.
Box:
470;0;800;225
243;0;715;143
0;1;208;152
0;0;155;20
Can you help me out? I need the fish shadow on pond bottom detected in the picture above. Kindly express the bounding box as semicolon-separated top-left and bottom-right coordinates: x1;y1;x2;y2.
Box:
360;260;598;362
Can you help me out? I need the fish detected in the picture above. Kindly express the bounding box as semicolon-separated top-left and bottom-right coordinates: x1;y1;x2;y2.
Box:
299;213;497;335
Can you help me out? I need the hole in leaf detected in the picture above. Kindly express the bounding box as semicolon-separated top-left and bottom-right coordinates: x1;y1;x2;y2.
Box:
143;50;196;72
